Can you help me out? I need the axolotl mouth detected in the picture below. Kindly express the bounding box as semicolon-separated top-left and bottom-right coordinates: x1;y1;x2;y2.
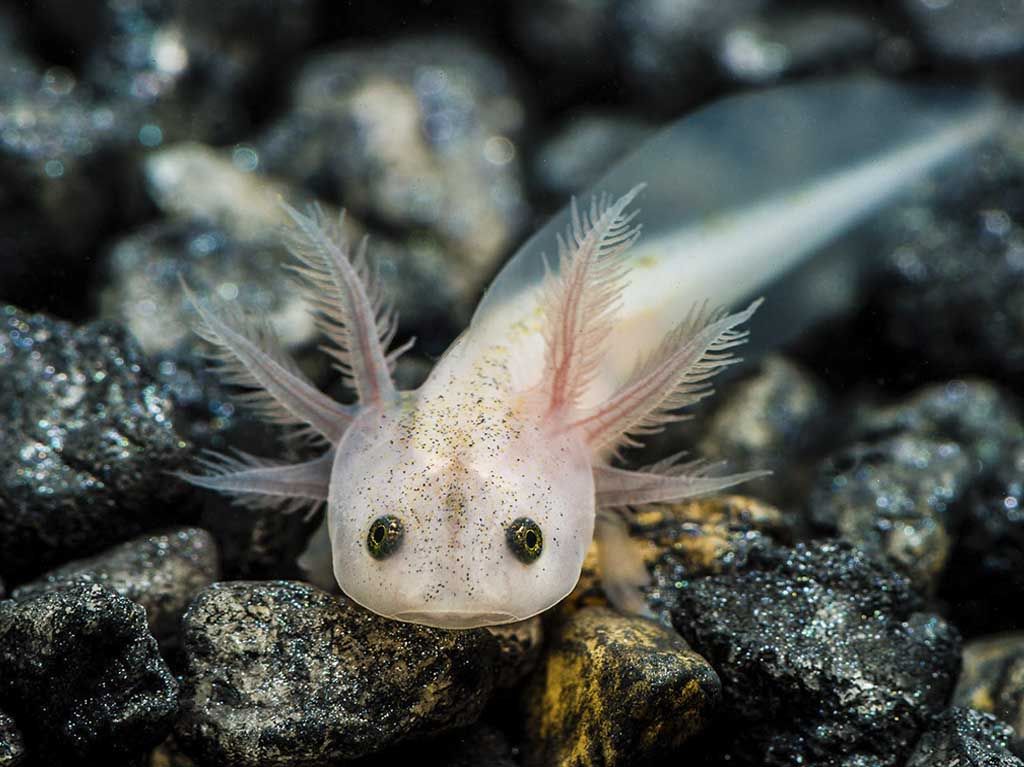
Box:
391;610;520;629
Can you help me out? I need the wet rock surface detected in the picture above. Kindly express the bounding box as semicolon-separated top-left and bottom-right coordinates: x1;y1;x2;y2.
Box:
697;355;830;505
0;305;190;583
613;0;768;110
808;433;971;590
176;580;498;766
0;712;25;767
942;441;1024;637
955;633;1024;755
870;161;1024;384
524;606;720;767
900;0;1024;63
656;540;962;765
800;378;1024;596
563;495;790;616
12;526;219;639
639;495;790;578
0;584;178;762
853;379;1024;473
715;8;884;84
256;35;529;290
907;707;1023;767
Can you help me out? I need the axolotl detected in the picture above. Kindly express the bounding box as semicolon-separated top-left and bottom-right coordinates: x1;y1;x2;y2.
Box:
180;77;999;629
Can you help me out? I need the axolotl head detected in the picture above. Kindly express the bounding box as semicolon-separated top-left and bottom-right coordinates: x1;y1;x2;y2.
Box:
326;380;595;629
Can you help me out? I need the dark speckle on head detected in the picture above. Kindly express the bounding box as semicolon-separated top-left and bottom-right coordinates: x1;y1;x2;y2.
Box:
327;345;596;629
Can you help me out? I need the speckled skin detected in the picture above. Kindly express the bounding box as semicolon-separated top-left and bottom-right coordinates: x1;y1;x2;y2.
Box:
329;346;595;628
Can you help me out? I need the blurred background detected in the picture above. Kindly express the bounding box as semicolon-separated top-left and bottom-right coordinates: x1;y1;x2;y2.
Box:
3;2;1024;765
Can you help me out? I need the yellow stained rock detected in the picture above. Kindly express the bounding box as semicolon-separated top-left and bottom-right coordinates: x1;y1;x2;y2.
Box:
564;494;787;613
523;606;720;767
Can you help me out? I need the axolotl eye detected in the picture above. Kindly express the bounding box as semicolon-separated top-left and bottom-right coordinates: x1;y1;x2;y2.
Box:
506;517;543;563
366;515;404;559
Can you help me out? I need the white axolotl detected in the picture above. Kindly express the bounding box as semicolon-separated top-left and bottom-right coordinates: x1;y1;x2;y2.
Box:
180;77;999;629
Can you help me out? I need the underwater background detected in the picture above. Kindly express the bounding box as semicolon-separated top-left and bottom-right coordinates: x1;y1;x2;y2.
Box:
2;1;1024;765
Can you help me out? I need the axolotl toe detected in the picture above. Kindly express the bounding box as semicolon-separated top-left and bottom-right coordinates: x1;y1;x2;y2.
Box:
178;77;999;629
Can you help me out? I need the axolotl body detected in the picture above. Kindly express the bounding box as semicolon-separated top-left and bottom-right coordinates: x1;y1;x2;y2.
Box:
181;77;1000;629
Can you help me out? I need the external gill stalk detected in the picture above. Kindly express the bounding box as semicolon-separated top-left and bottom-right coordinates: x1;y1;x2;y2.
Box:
175;202;409;514
279;203;400;407
539;185;644;414
181;449;335;518
180;277;354;443
534;185;766;509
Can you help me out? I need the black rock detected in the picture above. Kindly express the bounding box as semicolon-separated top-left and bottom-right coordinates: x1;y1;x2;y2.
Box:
140;141;461;349
176;581;499;766
955;633;1024;756
854;379;1024;476
0;711;25;767
32;0;318;143
900;0;1024;63
12;526;219;640
255;35;529;290
612;0;767;111
820;379;1024;600
0;584;178;762
808;433;972;591
0;46;134;315
907;708;1023;767
508;0;617;100
488;615;544;689
870;153;1024;385
532;112;655;201
942;442;1024;637
522;606;720;767
0;306;191;583
698;355;830;506
657;540;961;766
639;495;790;580
715;7;884;84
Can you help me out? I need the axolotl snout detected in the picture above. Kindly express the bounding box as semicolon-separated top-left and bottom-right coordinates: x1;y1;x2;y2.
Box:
326;347;599;628
180;77;1000;629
